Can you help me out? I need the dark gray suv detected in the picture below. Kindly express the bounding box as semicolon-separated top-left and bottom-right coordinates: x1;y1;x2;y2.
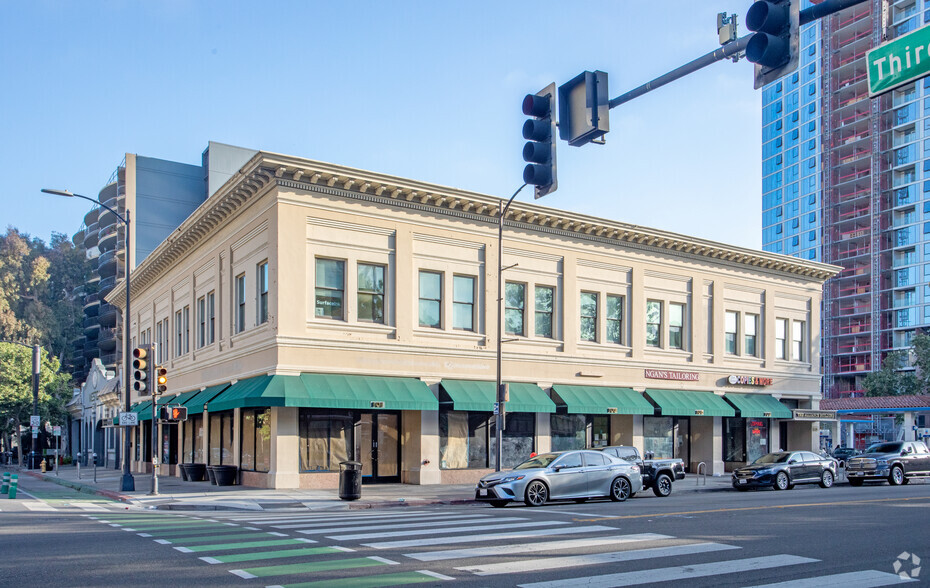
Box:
846;441;930;486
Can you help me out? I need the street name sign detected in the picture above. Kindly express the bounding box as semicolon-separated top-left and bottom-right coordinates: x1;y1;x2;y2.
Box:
30;415;40;427
868;24;930;97
119;412;138;426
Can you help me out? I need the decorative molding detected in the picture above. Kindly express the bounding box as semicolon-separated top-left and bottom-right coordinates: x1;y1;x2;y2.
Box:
307;216;396;237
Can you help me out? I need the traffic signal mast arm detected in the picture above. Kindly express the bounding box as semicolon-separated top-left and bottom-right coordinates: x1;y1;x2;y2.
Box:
607;0;867;109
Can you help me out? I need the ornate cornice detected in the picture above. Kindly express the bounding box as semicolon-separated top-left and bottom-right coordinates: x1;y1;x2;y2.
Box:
106;152;840;307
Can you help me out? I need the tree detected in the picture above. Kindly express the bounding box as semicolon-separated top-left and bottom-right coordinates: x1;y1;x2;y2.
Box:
863;350;920;397
0;342;72;466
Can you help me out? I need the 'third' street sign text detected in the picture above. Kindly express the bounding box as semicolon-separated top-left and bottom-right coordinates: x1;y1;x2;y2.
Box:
868;24;930;97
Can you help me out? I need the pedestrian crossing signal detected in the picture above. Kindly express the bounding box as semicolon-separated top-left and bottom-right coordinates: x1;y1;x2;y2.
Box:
160;406;187;421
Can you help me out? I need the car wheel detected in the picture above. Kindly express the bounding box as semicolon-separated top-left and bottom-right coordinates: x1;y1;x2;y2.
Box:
774;471;790;491
889;466;905;486
849;478;864;487
652;473;673;497
525;480;549;507
489;500;509;508
819;470;834;489
610;477;631;502
573;498;588;503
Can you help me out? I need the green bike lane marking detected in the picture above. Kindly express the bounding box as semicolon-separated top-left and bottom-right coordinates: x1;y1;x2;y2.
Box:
119;521;232;531
228;555;397;579
268;570;454;588
174;538;317;553
138;525;259;538
154;531;284;544
199;546;350;565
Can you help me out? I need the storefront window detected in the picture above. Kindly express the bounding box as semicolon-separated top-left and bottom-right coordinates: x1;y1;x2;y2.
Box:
550;414;586;451
208;411;234;466
747;419;769;463
724;417;747;463
241;409;271;472
644;416;673;458
439;411;490;469
182;414;203;463
299;409;351;472
493;413;535;469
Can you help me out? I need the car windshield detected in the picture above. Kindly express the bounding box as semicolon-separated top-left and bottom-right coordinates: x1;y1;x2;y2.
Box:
867;442;903;454
752;452;791;464
514;453;559;470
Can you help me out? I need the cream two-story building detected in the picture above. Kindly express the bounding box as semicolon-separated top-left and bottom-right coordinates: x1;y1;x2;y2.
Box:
108;149;839;489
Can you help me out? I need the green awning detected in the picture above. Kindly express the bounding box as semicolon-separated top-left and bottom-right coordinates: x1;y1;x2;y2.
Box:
139;395;177;421
131;401;152;414
645;389;736;417
205;374;439;413
724;393;792;419
178;384;230;411
300;374;439;411
439;380;556;413
551;385;655;415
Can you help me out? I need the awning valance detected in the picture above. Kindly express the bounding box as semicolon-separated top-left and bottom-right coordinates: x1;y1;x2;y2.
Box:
439;380;556;413
551;385;655;415
645;389;735;417
724;393;793;419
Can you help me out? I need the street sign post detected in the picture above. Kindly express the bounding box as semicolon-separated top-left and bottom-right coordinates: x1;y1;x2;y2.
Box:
867;24;930;97
119;412;138;427
30;415;40;427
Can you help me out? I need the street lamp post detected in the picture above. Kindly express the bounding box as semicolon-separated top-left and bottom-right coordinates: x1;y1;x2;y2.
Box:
41;188;135;492
1;341;41;468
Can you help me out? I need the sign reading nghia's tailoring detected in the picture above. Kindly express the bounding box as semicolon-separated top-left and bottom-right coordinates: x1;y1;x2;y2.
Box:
867;24;930;97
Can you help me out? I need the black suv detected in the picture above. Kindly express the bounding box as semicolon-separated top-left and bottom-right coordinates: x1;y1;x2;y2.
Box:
846;441;930;486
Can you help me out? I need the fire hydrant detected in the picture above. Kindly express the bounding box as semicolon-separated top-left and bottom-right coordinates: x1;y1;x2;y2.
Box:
40;459;47;473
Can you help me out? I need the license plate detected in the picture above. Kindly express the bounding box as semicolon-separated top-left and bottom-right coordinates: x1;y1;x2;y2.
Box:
478;489;488;496
738;479;747;484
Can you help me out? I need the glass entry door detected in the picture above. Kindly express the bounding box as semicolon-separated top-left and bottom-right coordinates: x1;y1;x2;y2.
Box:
355;412;400;483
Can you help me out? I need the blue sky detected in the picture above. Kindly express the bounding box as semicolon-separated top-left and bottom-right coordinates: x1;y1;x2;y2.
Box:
2;1;761;249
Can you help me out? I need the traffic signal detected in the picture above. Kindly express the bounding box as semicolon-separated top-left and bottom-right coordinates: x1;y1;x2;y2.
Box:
558;71;609;147
131;345;151;395
745;0;799;89
522;82;558;199
160;406;187;421
155;366;168;395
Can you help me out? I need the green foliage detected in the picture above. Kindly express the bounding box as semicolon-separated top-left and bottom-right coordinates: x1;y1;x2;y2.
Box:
863;350;919;397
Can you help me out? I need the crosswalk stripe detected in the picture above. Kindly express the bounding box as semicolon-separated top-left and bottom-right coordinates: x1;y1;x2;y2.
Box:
262;511;466;527
155;532;281;545
267;570;454;588
363;524;618;550
747;570;919;587
71;502;109;511
122;522;231;531
517;554;820;587
198;546;345;565
173;538;316;553
229;555;394;579
406;533;674;562
22;502;56;511
295;515;520;535
330;520;567;541
137;526;252;538
457;541;740;575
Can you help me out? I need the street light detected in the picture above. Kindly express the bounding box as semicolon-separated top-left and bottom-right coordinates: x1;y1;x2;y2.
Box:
0;340;41;468
41;188;135;492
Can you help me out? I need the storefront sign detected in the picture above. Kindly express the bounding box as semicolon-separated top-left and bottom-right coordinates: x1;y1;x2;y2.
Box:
370;401;385;409
644;369;699;382
792;409;837;421
727;375;773;386
606;407;618;414
694;409;704;416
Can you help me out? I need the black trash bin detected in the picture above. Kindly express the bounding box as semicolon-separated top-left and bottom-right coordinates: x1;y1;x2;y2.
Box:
339;461;362;500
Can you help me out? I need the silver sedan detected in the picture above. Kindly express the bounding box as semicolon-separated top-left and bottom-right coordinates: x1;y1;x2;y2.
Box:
475;449;644;507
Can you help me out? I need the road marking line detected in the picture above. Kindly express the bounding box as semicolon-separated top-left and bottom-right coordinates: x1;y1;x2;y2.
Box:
234;556;388;578
518;554;819;587
22;501;57;511
746;569;919;587
331;546;355;552
418;570;455;581
154;539;172;545
268;532;288;537
457;542;740;575
161;532;281;544
267;512;480;529
174;547;193;553
364;525;618;550
200;557;221;564
368;556;399;565
229;570;257;579
136;526;251;538
270;570;458;587
330;520;567;541
137;533;151;537
294;515;512;535
406;533;675;562
196;547;341;565
71;502;109;511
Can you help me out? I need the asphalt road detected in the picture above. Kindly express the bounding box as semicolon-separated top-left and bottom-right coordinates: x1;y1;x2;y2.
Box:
2;475;927;587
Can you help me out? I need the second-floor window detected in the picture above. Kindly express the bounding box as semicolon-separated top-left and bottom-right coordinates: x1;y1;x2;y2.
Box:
235;273;246;333
606;295;623;344
257;261;269;325
725;311;738;354
453;275;475;331
792;321;805;361
669;303;684;349
580;292;597;342
535;286;554;339
175;310;183;357
183;305;190;354
505;282;526;336
358;263;385;323
646;300;662;347
207;291;215;344
775;318;787;360
745;314;758;357
197;296;206;348
419;271;442;328
315;258;345;320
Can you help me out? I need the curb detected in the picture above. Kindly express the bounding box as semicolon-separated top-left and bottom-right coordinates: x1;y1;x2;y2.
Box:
22;470;133;503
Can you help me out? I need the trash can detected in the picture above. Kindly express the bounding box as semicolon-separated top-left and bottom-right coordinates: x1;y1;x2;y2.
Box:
339;461;362;500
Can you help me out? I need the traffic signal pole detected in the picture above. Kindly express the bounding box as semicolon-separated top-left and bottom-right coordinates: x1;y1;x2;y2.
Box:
607;0;868;110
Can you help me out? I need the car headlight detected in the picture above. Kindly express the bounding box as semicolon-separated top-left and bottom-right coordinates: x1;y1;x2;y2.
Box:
500;475;525;483
875;459;888;466
629;465;640;473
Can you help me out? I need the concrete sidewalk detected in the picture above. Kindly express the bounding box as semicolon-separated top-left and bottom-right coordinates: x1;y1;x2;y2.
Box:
2;464;732;511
